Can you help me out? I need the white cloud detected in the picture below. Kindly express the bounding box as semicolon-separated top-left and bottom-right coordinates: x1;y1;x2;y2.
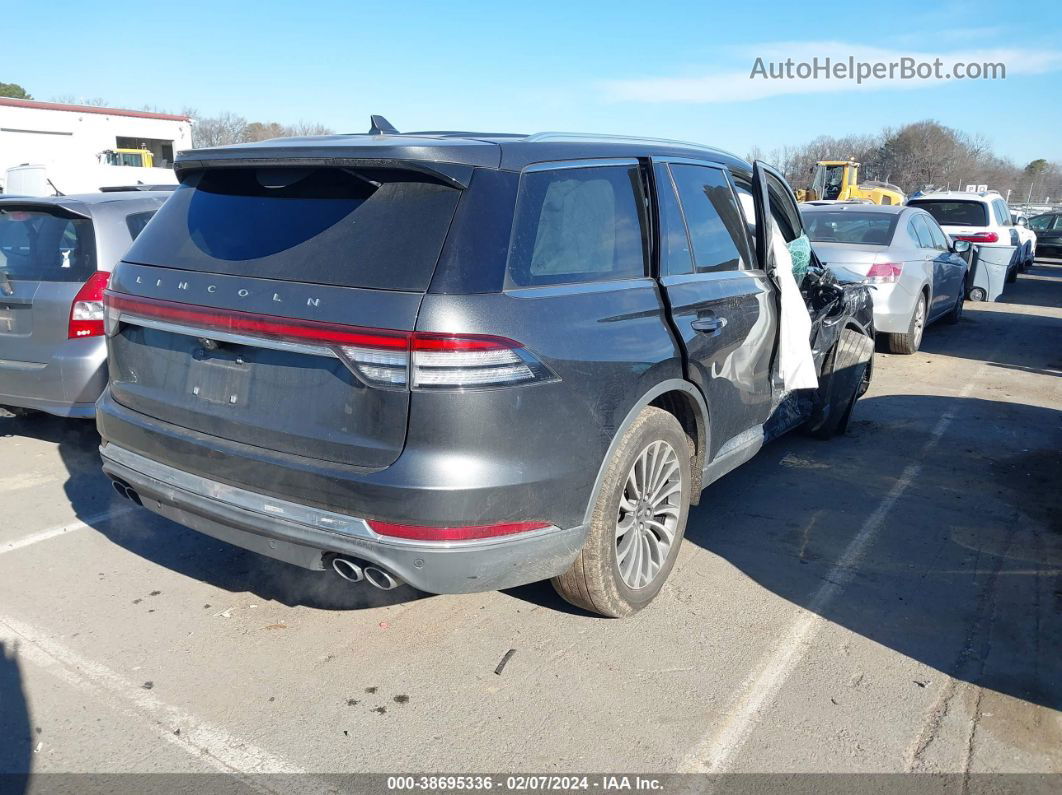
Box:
601;41;1062;103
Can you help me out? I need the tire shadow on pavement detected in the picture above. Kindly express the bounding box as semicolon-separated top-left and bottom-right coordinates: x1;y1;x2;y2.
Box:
0;640;31;788
682;394;1062;716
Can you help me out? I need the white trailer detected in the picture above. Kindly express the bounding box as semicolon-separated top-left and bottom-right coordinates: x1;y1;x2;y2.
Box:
0;97;192;195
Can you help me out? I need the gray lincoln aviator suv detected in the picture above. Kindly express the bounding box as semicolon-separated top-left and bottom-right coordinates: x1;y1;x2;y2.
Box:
98;118;873;616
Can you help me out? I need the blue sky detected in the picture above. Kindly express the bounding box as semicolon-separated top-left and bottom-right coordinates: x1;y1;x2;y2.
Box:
6;0;1061;164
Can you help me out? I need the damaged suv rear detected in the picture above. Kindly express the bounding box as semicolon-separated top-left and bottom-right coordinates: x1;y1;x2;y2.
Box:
98;121;872;616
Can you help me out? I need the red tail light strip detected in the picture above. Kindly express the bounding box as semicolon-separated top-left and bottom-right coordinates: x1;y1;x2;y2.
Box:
103;291;523;353
104;291;409;349
367;519;552;541
955;231;999;244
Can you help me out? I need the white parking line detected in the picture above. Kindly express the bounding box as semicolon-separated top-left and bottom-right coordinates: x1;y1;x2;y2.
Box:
0;506;135;556
679;374;982;774
0;612;309;789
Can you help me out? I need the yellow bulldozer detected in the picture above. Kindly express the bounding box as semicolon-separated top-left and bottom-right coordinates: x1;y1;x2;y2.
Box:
796;160;906;205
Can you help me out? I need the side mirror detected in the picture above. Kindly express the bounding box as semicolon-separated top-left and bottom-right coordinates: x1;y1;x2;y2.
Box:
952;239;971;253
1017;216;1028;227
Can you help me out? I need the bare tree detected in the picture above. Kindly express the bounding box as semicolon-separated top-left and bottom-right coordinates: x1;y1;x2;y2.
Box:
190;112;248;148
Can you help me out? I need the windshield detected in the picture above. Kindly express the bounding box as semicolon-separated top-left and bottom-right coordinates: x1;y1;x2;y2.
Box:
810;164;846;201
0;207;97;282
907;200;988;227
123;166;462;291
803;211;898;245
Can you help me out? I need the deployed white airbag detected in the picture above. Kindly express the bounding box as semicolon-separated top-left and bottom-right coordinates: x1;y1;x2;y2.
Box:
772;226;819;390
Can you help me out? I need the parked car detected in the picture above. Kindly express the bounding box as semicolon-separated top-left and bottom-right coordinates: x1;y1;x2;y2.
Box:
906;191;1023;302
1028;212;1062;259
97;122;874;617
1010;212;1038;272
801;203;970;354
0;191;167;417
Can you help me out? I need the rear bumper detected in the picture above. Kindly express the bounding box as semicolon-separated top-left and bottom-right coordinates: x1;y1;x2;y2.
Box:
101;443;587;594
868;282;918;335
971;245;1016;301
0;337;106;417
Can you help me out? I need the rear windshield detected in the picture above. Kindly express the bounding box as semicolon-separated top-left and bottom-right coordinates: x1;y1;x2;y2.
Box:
803;211;898;245
907;200;988;227
0;207;97;282
122;167;462;291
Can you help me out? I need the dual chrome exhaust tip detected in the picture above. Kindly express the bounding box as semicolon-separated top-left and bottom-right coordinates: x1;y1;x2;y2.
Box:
330;556;402;590
110;478;142;506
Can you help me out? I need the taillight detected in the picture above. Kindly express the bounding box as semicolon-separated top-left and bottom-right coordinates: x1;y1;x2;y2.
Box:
865;263;903;284
103;292;556;391
367;519;551;541
955;231;999;243
69;272;111;339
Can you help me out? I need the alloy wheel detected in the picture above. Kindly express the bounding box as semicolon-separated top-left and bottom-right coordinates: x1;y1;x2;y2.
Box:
615;440;683;589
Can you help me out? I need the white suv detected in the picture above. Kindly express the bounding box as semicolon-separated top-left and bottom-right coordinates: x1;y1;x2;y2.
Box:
907;191;1023;301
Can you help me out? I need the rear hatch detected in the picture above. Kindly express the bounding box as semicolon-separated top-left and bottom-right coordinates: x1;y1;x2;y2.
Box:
106;165;464;469
0;203;97;365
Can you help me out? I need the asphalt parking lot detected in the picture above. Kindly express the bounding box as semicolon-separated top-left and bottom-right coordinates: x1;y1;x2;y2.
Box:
1;263;1059;783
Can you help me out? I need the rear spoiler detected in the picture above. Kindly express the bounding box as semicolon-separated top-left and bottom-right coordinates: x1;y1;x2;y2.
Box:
174;156;475;190
0;201;90;219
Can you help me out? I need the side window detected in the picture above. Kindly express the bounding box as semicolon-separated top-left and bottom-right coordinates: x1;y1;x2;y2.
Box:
125;210;157;241
1054;216;1062;231
910;215;934;249
924;216;949;250
669;164;748;273
507;164;649;287
653;164;693;275
766;174;803;243
993;201;1010;226
1028;215;1051;231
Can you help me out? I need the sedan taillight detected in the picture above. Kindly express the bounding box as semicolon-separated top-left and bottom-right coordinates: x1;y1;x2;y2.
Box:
865;263;903;284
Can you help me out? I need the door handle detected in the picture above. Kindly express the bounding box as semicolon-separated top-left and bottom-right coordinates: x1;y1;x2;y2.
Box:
691;316;727;333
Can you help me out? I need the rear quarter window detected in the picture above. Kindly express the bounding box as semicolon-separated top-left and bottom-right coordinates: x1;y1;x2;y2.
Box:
122;166;462;291
125;210;157;241
506;164;648;288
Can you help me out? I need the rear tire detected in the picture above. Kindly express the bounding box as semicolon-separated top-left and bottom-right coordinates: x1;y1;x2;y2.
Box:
1006;266;1017;283
968;286;987;302
888;294;926;354
552;407;692;617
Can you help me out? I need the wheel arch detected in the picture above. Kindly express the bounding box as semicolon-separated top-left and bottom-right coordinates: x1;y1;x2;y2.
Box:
581;380;709;526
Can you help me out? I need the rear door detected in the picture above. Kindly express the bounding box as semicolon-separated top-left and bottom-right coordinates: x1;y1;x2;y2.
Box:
0;203;97;364
654;159;776;459
921;213;966;315
106;164;464;469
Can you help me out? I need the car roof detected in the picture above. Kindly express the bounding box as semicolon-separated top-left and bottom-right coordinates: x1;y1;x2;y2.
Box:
176;128;752;176
909;191;997;203
801;202;908;215
0;191;170;218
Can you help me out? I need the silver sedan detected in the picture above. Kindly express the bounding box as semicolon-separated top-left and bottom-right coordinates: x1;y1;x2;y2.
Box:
801;203;970;354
